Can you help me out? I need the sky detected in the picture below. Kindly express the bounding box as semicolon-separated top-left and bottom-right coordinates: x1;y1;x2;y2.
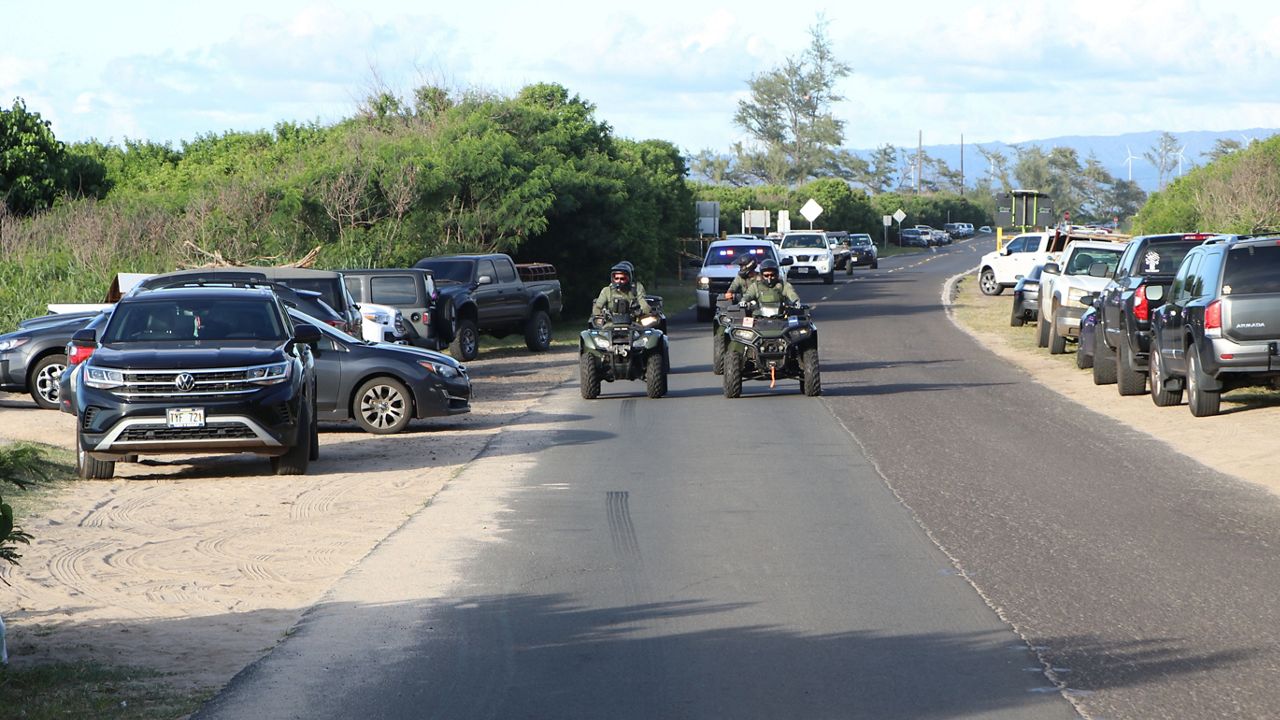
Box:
3;0;1279;156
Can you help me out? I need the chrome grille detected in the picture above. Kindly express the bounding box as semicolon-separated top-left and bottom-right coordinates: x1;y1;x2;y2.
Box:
108;366;267;400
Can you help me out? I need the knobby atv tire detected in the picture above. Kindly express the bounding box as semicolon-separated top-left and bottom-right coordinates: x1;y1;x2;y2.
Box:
696;305;713;323
450;319;480;362
645;352;667;398
1149;343;1183;407
271;404;312;475
801;346;822;397
1116;341;1146;396
1092;329;1117;384
979;268;1003;296
1186;349;1221;417
524;310;552;352
712;330;726;375
723;350;743;398
579;352;601;399
76;435;115;480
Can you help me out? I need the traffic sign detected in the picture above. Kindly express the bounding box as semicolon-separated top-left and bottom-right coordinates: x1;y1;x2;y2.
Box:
893;208;906;223
800;199;824;223
882;215;892;227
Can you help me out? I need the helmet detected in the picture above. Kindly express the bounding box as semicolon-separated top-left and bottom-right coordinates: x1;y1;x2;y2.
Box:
737;254;758;278
759;258;781;287
610;261;632;290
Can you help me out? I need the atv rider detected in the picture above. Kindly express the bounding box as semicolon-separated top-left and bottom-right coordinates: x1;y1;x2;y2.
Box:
724;254;760;301
592;262;652;318
741;258;800;310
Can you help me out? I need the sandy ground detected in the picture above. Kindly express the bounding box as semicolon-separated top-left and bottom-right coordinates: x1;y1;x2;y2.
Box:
946;274;1280;495
0;348;577;693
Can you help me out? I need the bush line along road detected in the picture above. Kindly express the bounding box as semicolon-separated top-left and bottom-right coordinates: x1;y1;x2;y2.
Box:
5;233;1280;719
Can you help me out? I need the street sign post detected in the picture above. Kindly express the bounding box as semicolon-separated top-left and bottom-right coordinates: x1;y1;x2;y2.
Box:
892;208;906;246
882;214;892;249
800;198;823;229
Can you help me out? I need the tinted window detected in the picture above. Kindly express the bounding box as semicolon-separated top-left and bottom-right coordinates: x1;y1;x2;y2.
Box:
1138;241;1198;276
371;276;419;305
1171;252;1200;303
477;260;498;281
1005;237;1027;253
1065;246;1124;275
850;235;873;246
495;259;517;283
343;276;365;303
704;245;772;266
781;234;826;249
417;260;474;283
279;278;341;311
105;299;286;343
1223;244;1280;295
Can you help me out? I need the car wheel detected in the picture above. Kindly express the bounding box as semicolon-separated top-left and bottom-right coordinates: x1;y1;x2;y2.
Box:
1048;306;1067;354
1186;348;1221;417
1010;300;1025;327
271;404;312;475
823;270;834;285
523;310;552;352
723;349;742;399
846;262;854;275
979;268;1002;296
1037;312;1050;348
801;345;822;397
579;352;600;399
450;319;479;362
1092;330;1117;385
354;377;412;434
871;259;879;269
712;329;726;376
1116;341;1146;396
29;353;67;410
76;434;115;480
1076;334;1093;369
1150;343;1183;407
645;351;667;398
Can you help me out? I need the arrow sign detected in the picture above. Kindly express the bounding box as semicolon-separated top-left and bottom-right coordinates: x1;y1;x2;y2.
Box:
800;198;824;223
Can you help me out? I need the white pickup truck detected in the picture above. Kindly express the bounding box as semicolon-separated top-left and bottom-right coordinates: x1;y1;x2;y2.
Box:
1037;239;1130;354
977;231;1055;295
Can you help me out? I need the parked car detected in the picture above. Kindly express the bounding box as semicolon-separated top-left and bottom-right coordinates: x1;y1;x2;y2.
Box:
1093;233;1213;392
978;231;1054;296
242;266;363;339
340;268;445;348
899;228;929;248
1009;264;1044;327
846;233;878;271
778;231;836;284
1037;239;1129;354
979;226;992;233
0;312;99;408
289;308;470;434
355;302;415;345
693;237;788;322
1149;234;1280;416
1076;295;1102;369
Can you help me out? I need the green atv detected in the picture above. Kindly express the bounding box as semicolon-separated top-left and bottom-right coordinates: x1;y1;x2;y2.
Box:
722;299;820;398
711;295;744;376
579;298;670;399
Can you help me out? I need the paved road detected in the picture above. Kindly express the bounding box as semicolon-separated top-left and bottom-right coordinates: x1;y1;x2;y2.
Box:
197;237;1280;719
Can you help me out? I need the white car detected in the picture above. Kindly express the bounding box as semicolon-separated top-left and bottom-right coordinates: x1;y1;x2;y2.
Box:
778;231;835;284
695;236;787;322
977;231;1055;295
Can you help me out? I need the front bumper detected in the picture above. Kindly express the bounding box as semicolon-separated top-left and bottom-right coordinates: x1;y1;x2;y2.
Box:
848;252;876;267
1055;306;1085;338
786;262;832;280
412;374;472;418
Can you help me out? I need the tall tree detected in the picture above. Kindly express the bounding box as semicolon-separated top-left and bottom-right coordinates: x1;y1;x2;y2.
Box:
1201;138;1243;163
731;16;854;186
864;144;899;194
1144;132;1181;190
977;146;1012;193
0;98;67;215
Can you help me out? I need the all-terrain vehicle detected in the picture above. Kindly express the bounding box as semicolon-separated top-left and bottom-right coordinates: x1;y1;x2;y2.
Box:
722;299;821;398
579;298;669;399
711;295;744;376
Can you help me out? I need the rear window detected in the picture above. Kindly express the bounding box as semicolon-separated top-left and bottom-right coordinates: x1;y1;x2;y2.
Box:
418;259;474;283
1136;241;1197;275
705;245;772;266
1065;247;1124;275
1223;244;1280;295
279;278;341;311
370;276;420;305
104;299;286;343
343;276;364;303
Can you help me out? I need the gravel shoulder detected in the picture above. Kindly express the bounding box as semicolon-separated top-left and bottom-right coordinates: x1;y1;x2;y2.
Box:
0;348;577;693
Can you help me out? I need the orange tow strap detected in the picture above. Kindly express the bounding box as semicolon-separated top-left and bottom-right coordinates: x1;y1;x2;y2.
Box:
770;366;776;388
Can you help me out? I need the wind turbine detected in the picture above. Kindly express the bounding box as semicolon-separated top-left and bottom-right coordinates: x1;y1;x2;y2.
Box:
1176;145;1187;177
1241;133;1255;147
1124;145;1139;181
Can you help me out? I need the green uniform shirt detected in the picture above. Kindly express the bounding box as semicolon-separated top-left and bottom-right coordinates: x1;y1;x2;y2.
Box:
726;274;758;298
592;282;651;316
743;279;800;306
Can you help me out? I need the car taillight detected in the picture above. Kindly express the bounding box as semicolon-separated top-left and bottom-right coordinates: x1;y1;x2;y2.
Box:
68;345;95;365
1133;285;1149;322
1205;299;1222;337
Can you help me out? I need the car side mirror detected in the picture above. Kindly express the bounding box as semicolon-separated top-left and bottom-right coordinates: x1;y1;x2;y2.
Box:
476;275;493;285
71;328;97;347
1088;261;1110;278
779;257;795;267
1080;293;1098;307
294;323;322;344
1042;263;1061;275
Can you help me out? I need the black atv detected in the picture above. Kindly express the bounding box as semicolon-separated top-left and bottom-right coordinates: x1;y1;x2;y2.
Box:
579;298;669;399
722;299;820;398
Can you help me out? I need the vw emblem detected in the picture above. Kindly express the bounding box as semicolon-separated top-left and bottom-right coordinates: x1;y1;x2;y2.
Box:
175;373;196;392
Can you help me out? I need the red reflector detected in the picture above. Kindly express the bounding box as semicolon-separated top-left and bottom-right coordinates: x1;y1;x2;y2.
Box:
1205;299;1222;331
327;319;345;328
1221;354;1234;360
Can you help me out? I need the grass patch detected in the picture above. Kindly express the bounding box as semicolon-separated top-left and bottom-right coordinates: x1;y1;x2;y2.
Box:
2;443;78;523
0;661;207;720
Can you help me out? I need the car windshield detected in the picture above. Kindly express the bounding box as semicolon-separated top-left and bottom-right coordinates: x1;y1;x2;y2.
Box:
279;278;341;311
850;236;873;246
704;245;771;266
103;299;286;343
417;260;474;283
1065;247;1124;275
781;234;826;249
1223;243;1280;294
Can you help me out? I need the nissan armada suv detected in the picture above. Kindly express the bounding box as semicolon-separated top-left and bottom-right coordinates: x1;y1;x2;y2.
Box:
71;284;321;479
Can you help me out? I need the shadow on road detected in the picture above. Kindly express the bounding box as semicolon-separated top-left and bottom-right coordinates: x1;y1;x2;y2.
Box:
820;380;1017;398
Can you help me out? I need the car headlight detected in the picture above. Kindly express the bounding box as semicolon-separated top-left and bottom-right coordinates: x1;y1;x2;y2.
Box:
1067;288;1087;303
363;310;390;324
84;366;126;389
418;360;459;378
697;276;710;288
0;336;30;352
246;362;291;385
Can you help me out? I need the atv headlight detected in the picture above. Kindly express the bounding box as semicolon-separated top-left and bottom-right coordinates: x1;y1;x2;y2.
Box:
84;366;126;389
246;361;291;385
733;328;758;342
593;336;610;350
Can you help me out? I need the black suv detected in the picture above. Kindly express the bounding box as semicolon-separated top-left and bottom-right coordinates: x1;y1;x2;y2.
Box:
71;285;321;478
1149;235;1280;416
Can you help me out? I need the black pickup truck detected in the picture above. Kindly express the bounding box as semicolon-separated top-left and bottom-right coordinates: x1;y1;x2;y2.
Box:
1093;233;1212;391
414;254;563;361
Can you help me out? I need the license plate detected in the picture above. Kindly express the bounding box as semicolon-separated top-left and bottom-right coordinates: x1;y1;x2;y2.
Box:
795;267;813;274
166;407;205;428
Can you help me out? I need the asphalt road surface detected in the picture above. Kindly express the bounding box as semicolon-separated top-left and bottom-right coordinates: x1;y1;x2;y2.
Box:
196;237;1280;720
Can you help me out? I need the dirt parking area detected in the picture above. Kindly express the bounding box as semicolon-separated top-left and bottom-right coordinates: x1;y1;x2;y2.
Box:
0;348;576;693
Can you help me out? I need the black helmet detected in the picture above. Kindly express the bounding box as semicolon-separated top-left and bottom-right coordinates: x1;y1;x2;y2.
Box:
759;258;781;286
737;254;758;277
610;262;632;290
